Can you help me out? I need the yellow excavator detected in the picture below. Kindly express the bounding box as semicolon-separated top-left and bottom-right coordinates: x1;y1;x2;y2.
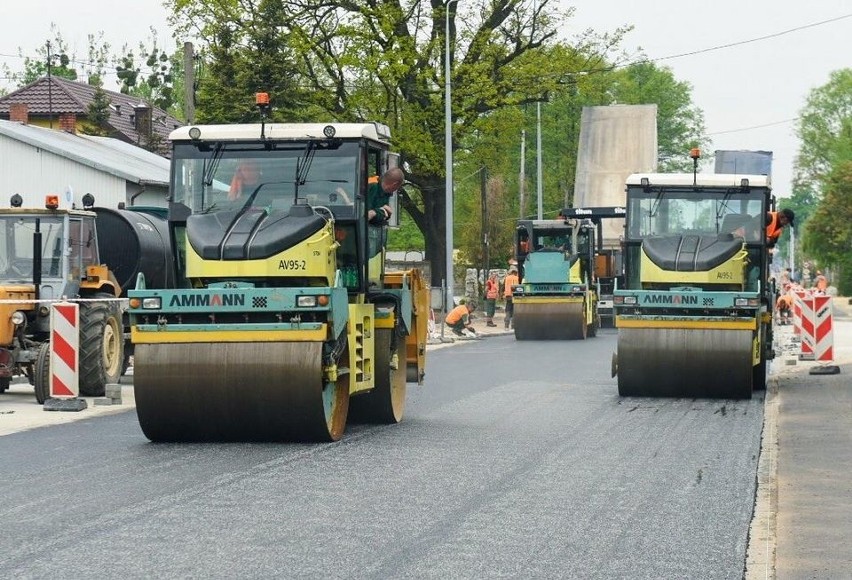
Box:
128;99;428;441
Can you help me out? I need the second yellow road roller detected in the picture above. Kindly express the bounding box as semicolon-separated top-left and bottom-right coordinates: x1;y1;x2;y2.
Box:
128;104;428;441
612;164;776;399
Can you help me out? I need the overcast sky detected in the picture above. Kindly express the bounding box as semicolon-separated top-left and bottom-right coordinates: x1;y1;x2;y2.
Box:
2;0;850;196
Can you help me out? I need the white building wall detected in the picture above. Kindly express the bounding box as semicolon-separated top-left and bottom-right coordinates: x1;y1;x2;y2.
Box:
1;136;132;209
574;105;658;247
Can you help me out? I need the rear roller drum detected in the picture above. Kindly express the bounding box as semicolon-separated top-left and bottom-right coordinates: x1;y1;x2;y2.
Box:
513;301;586;340
134;341;349;442
349;329;407;424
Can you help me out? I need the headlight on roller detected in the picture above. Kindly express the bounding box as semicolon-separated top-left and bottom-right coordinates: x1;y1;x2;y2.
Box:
297;295;317;307
142;297;162;309
11;310;26;326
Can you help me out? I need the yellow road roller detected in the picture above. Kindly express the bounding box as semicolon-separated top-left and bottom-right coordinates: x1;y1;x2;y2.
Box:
612;169;776;399
511;217;599;340
128;112;428;441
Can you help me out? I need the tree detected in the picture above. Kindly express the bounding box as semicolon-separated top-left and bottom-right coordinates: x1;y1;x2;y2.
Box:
794;68;852;190
165;0;631;286
0;25;78;87
116;28;183;118
801;161;852;294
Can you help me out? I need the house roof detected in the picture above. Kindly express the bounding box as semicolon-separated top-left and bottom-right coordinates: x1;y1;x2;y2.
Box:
0;77;183;152
0;119;170;187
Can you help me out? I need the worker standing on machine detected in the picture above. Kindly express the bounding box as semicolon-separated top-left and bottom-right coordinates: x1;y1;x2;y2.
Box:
367;167;404;224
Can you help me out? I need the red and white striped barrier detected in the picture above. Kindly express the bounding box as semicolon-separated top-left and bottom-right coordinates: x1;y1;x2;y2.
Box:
794;291;815;360
813;295;834;363
50;302;80;398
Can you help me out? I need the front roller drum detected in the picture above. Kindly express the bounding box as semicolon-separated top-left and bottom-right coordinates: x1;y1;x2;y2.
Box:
134;342;349;442
513;300;586;340
617;327;753;399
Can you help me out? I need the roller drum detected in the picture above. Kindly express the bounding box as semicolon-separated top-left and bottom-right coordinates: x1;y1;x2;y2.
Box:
513;301;586;340
134;342;349;442
617;327;753;399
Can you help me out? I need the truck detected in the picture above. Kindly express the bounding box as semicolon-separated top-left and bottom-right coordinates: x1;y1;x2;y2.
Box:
511;216;600;340
0;194;176;403
127;102;429;442
611;159;776;399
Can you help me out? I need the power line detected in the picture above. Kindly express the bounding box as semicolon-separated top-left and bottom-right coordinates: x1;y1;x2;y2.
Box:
637;13;852;65
709;117;798;136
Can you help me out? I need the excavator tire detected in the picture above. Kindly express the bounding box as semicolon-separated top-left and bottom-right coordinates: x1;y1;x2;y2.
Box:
616;327;753;399
349;329;406;424
133;341;350;442
78;294;124;397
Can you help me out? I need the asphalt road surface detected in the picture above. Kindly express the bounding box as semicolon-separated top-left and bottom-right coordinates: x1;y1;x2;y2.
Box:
0;329;764;579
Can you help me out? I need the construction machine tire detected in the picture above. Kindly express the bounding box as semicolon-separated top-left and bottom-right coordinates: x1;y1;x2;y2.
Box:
513;301;586;340
349;329;406;424
78;295;124;397
34;342;50;404
0;377;9;394
587;310;599;338
617;327;753;399
752;357;767;391
133;341;350;442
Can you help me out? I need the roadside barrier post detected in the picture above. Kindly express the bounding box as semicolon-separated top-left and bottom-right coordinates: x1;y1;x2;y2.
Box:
796;291;815;361
809;295;840;375
43;301;87;412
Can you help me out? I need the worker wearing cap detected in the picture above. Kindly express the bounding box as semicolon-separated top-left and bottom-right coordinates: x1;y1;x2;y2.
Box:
503;267;519;329
765;208;795;248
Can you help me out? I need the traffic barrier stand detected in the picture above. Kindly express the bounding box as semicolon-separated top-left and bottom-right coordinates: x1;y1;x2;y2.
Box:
796;291;815;361
809;295;840;375
43;302;87;412
791;290;807;343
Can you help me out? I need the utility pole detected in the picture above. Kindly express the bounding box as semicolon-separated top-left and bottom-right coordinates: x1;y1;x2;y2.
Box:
519;130;526;219
46;41;54;129
480;167;489;291
536;101;543;220
183;42;196;124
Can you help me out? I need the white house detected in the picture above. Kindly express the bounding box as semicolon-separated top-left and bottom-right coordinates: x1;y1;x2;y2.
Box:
0;119;170;209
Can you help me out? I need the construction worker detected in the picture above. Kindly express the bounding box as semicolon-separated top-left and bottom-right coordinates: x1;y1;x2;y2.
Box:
765;208;795;248
776;291;793;325
814;270;828;293
484;272;499;327
446;301;477;337
367;167;404;224
503;267;519;329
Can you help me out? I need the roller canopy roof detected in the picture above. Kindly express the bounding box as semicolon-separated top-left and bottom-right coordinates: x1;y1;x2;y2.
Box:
170;123;391;143
626;173;770;188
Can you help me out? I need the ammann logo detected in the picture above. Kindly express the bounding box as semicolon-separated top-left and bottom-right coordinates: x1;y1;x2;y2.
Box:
642;294;699;305
169;293;246;307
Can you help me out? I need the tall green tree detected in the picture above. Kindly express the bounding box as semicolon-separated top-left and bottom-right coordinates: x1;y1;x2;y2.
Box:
802;161;852;293
794;68;852;190
165;0;630;286
0;25;78;87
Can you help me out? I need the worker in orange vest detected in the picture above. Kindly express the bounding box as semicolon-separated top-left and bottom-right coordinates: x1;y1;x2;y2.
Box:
765;208;794;248
484;272;499;327
775;292;793;325
503;267;519;329
814;270;828;293
445;301;477;337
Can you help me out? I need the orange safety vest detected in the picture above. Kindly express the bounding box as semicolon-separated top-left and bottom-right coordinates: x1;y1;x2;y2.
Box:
765;211;783;243
485;278;499;300
504;273;519;297
445;304;469;325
